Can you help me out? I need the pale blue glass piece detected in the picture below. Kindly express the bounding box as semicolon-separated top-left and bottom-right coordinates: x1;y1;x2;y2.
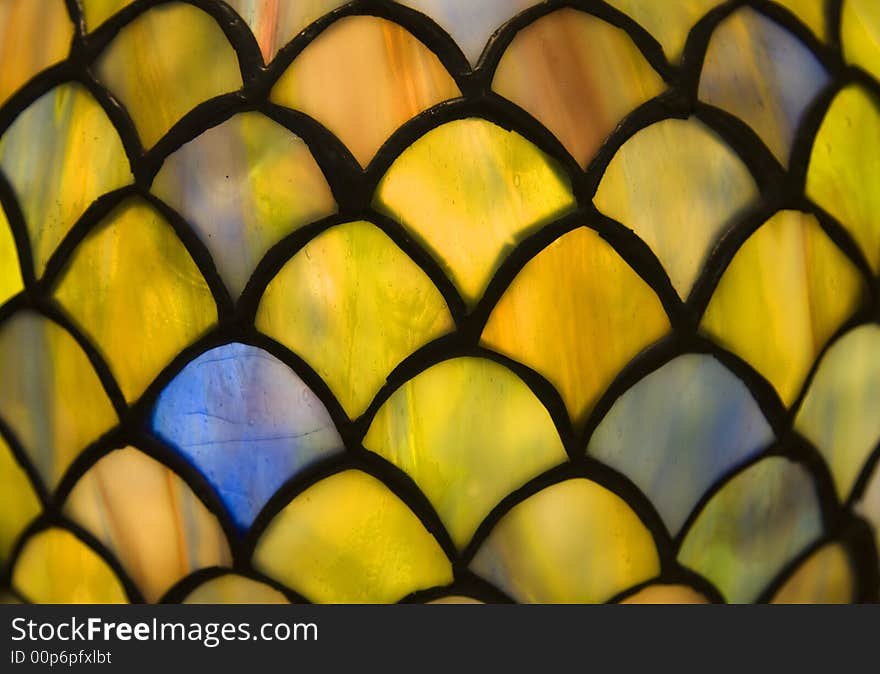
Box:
588;353;774;535
151;343;344;532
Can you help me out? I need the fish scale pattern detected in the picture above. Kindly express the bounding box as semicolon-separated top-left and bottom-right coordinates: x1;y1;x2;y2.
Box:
0;0;879;605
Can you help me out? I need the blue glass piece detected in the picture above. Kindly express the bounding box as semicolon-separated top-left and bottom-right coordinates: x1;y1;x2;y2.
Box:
151;343;344;531
588;354;775;535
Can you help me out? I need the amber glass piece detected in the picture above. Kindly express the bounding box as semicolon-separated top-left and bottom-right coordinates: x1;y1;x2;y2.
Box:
701;210;865;406
481;227;669;426
428;596;484;605
364;357;567;549
0;311;117;488
95;3;242;148
772;543;854;604
807;85;880;273
257;221;454;417
12;528;127;604
0;435;40;564
253;470;452;603
795;325;880;499
494;8;664;168
471;478;660;603
678;457;824;603
0;83;131;275
271;15;460;167
152;112;336;297
376;118;575;305
64;447;232;603
53;198;218;402
699;7;829;164
0;0;72;105
620;585;710;604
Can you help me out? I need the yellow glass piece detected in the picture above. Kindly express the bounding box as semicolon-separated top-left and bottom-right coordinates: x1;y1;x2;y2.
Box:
795;325;880;499
843;0;880;83
374;118;575;305
0;435;40;564
257;221;453;417
807;85;880;273
701;210;865;406
774;0;827;40
493;8;665;169
64;447;232;603
53;198;218;402
772;543;854;604
481;227;670;426
0;83;132;275
253;470;452;603
95;3;242;148
12;528;127;604
227;0;348;63
0;207;23;307
0;0;72;105
428;596;483;604
81;0;132;31
620;585;710;604
152;112;337;297
0;311;117;487
184;574;289;604
364;357;567;549
470;478;660;603
595;117;759;297
603;0;724;61
271;15;460;167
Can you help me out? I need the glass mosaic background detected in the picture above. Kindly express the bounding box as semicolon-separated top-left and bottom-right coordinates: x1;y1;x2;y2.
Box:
1;0;879;605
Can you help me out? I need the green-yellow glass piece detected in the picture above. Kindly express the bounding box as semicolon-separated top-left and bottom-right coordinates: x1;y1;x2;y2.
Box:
257;221;454;418
253;470;452;603
374;118;575;306
774;0;827;40
0;0;72;105
481;227;670;426
64;447;232;603
152;111;337;297
620;585;710;604
678;457;824;603
772;543;854;604
226;0;347;63
0;435;40;566
12;528;127;604
271;15;460;167
0;82;131;276
843;0;880;83
701;210;865;406
807;85;880;273
0;207;23;307
364;357;567;549
595;117;759;297
0;311;117;487
699;7;829;165
603;0;725;61
493;8;665;169
81;0;133;31
53;198;218;402
95;3;242;148
184;574;289;604
471;478;660;603
795;325;880;499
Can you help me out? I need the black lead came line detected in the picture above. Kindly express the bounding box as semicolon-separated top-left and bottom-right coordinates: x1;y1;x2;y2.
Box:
0;0;878;602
